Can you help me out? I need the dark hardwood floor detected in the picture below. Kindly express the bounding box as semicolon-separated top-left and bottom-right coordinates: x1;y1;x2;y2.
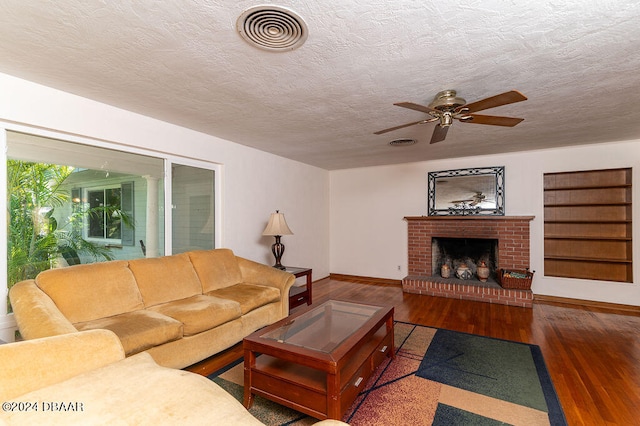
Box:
190;277;640;425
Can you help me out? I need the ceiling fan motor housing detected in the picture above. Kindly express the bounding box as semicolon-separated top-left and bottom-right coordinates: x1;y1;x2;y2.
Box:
429;90;466;111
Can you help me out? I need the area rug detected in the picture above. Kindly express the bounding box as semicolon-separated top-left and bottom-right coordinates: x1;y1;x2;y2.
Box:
209;322;567;425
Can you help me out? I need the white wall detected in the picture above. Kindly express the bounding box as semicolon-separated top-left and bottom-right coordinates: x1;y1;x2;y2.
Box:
0;73;330;338
330;141;640;306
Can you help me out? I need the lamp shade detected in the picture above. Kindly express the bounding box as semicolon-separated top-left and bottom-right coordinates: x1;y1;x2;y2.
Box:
262;211;293;236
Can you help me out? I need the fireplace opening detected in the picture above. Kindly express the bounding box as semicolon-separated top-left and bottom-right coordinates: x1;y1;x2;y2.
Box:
432;237;498;281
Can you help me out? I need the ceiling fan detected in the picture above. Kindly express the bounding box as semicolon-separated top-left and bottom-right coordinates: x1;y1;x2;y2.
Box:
374;90;527;144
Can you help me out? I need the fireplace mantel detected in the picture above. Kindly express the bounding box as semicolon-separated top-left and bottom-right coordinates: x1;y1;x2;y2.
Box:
404;216;535;221
403;215;535;307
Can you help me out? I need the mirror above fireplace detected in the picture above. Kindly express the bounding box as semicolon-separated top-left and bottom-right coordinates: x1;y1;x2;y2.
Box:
427;166;505;216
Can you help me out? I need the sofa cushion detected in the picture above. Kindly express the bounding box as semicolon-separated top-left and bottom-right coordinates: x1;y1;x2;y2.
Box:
128;253;202;307
35;261;144;323
74;310;183;356
206;283;281;315
188;249;243;292
147;295;242;336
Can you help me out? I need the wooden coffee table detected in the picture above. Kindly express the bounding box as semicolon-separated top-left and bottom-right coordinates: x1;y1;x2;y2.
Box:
243;300;394;420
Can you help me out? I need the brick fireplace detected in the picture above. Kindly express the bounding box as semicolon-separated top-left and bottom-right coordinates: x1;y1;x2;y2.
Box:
403;216;535;307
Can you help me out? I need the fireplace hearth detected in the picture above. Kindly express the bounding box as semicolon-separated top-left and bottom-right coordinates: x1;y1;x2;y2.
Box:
403;216;535;307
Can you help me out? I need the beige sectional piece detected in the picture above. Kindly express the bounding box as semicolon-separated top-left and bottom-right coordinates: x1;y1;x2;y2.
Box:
0;330;349;425
10;249;296;369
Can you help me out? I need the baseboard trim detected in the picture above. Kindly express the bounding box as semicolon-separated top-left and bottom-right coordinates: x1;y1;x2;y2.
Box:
329;273;402;287
534;294;640;314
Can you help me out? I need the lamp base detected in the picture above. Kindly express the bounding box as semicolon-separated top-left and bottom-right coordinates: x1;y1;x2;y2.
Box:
271;236;286;270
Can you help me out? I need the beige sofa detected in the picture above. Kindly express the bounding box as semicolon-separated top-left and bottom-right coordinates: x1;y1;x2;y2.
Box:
0;329;348;425
9;249;295;369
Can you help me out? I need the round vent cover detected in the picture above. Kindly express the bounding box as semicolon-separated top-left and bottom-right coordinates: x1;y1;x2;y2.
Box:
237;5;308;52
389;138;417;147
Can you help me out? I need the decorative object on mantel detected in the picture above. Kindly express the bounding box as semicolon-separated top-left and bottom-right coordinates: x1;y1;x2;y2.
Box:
456;263;473;280
476;261;490;282
427;166;505;216
440;263;451;278
497;268;534;290
262;210;293;270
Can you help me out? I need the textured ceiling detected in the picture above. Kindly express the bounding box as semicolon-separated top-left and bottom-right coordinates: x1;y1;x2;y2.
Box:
1;1;639;170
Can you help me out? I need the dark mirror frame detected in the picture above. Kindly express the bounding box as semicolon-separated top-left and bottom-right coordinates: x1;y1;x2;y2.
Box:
427;166;505;216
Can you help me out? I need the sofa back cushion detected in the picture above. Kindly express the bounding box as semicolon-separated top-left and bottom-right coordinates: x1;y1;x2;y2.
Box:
188;249;243;292
35;261;144;323
128;253;202;307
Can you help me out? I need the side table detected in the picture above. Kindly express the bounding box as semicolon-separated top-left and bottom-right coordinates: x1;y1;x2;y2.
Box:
285;267;312;312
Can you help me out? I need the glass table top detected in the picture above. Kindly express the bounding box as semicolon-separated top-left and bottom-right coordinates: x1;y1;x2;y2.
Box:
261;300;382;353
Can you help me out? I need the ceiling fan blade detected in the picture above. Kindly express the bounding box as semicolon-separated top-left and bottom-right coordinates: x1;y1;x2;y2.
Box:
459;90;527;113
394;102;438;114
430;125;449;144
459;114;524;127
374;119;431;135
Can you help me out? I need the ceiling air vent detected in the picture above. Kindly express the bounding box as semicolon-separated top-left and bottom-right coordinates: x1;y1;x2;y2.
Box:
389;138;417;147
237;5;308;52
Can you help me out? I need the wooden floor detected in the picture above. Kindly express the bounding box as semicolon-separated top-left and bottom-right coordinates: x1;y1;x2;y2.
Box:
192;277;640;426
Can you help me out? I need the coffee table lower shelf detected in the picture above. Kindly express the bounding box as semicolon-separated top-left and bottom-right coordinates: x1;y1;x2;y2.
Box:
243;315;394;420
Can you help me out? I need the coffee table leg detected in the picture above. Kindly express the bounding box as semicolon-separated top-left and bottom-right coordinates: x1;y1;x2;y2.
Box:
306;272;312;305
243;348;255;408
388;314;396;360
326;372;341;419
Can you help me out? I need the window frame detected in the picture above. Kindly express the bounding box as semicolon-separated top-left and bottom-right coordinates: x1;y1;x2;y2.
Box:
85;185;124;242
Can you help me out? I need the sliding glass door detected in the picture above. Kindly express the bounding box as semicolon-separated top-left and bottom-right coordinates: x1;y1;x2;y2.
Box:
171;163;215;254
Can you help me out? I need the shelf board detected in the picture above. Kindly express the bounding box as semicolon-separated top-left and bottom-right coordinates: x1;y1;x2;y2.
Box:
544;256;632;264
544;220;632;224
544;184;631;191
544;202;631;207
544;236;632;241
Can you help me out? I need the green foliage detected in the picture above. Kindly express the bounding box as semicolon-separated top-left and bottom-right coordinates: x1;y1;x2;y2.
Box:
7;160;134;295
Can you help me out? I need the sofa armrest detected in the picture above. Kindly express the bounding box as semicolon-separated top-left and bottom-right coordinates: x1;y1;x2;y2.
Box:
9;279;78;339
0;329;125;401
236;257;296;315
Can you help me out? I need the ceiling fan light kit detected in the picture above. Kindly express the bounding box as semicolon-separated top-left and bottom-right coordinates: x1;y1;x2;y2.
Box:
375;90;527;145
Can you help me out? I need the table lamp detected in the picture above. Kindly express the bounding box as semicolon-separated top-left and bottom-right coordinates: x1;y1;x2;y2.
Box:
262;210;293;269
